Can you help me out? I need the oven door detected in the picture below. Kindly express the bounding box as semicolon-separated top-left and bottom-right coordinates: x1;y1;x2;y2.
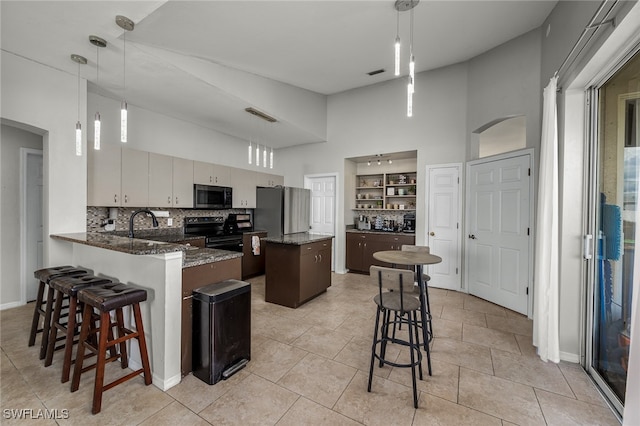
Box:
206;237;243;252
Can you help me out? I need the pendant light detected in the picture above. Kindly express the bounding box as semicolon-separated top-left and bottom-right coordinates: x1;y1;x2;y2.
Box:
256;143;260;167
71;54;87;156
393;0;419;117
394;9;401;76
270;147;274;169
248;140;253;164
116;15;134;143
89;35;107;150
245;107;277;168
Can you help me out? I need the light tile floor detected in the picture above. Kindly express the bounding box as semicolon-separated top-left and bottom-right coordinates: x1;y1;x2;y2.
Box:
0;272;620;425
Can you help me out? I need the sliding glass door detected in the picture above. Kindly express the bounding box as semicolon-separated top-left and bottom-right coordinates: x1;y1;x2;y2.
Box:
586;49;639;415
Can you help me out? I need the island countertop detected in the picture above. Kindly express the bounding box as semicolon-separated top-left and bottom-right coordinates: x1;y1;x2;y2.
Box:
51;233;242;267
263;232;333;245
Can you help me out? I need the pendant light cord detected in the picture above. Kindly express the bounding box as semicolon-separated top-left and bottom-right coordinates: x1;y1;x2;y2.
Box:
77;62;81;121
410;7;414;58
123;29;126;98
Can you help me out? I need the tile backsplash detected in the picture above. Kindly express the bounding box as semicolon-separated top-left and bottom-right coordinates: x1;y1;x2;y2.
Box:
87;207;248;233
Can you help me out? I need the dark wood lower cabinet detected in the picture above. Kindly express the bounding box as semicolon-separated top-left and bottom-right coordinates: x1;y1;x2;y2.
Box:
265;239;332;308
346;232;415;273
242;232;267;279
181;257;241;376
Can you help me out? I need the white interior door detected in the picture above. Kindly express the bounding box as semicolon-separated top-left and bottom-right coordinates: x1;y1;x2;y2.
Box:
426;164;462;290
306;175;336;271
466;152;531;314
25;151;43;302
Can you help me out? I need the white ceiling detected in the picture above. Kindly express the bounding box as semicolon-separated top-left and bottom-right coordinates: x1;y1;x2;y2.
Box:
1;1;557;149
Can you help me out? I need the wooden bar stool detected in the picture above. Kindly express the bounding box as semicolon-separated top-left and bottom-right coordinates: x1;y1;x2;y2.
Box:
30;266;92;359
71;282;152;414
44;275;113;382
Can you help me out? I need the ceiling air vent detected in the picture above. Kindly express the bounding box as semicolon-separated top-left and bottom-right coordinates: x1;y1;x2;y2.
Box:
245;107;277;123
367;69;385;76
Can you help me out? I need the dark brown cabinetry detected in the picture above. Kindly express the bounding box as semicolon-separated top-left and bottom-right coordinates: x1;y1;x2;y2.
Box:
181;257;241;376
242;232;267;279
346;232;415;273
265;239;332;308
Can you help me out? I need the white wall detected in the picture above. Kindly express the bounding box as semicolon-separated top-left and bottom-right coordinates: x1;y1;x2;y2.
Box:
1;51;86;296
277;63;469;273
467;28;542;161
0;125;43;305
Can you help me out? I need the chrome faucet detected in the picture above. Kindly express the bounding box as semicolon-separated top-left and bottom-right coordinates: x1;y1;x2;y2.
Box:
128;209;159;238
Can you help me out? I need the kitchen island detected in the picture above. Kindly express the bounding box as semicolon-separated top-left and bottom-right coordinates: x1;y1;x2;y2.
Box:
50;232;242;390
264;232;333;308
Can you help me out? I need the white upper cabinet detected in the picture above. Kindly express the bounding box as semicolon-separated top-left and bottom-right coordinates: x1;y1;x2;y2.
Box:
172;157;194;208
232;169;257;208
88;143;121;207
121;147;149;207
212;164;230;186
193;161;213;185
256;172;284;188
148;153;173;208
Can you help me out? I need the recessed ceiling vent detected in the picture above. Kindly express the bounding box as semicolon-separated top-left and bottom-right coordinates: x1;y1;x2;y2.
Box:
245;107;277;123
367;69;385;76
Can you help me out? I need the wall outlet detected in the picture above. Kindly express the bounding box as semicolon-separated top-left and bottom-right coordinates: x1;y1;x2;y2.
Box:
167;218;173;227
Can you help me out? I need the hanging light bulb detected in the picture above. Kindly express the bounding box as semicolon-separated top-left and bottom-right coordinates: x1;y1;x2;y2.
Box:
394;9;401;76
116;16;134;143
409;6;415;94
248;141;253;165
89;35;106;150
263;146;267;168
256;143;260;167
270;147;274;169
407;80;413;117
71;54;87;156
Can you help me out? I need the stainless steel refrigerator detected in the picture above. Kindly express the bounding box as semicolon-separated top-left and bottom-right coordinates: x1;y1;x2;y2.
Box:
254;187;310;237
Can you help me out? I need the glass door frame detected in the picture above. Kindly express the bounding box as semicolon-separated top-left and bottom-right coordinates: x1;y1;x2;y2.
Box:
582;45;640;417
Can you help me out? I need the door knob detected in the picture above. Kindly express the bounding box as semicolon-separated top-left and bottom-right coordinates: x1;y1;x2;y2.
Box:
429;232;435;236
468;234;476;239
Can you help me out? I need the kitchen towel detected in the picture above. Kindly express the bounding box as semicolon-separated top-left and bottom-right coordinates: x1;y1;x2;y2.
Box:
251;235;260;255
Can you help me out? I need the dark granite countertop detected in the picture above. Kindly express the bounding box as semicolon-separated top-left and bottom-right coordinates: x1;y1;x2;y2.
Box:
182;248;243;268
346;228;415;237
263;232;333;245
51;232;241;267
107;229;204;243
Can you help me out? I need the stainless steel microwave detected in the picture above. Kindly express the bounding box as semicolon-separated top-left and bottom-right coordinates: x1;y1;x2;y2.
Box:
193;184;232;209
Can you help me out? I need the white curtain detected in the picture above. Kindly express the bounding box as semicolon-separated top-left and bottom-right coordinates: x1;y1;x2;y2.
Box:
533;75;560;363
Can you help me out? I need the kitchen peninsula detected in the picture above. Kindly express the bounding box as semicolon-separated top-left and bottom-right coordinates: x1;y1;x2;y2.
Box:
264;233;333;308
50;232;242;391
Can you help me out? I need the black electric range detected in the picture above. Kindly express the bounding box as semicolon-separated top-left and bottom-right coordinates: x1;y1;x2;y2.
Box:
183;216;243;251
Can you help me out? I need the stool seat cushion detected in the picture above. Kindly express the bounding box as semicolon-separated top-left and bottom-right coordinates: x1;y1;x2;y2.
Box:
50;276;113;296
374;292;420;312
78;283;147;312
34;266;92;283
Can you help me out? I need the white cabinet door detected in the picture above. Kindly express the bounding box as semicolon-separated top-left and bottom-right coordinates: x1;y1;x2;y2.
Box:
148;153;173;208
121;147;149;207
232;168;256;208
212;164;230;186
88;143;121;206
173;157;194;208
256;172;283;188
194;161;214;185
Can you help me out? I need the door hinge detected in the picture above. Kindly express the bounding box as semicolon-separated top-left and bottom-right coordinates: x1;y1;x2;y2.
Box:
456;267;459;274
456;223;459;229
528;168;531;176
457;177;460;184
526;287;529;295
527;227;530;236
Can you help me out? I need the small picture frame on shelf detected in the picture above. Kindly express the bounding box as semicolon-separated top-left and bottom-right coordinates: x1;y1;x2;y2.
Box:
387;187;395;196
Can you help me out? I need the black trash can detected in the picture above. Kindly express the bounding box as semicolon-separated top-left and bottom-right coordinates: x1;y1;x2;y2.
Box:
192;279;251;385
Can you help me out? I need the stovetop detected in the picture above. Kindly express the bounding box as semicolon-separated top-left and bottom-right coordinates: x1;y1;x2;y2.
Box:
183;216;245;241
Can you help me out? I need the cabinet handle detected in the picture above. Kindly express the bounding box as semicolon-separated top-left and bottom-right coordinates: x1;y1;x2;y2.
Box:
314;254;318;263
168;196;171;204
364;243;367;247
358;242;361;248
210;176;212;183
124;195;128;203
319;254;322;262
175;196;179;205
114;194;117;203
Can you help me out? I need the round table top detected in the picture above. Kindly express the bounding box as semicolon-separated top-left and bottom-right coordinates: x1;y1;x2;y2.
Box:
372;250;442;266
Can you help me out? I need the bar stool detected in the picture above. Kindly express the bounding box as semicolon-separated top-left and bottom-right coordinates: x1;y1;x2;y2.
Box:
71;282;152;414
44;275;113;382
30;266;92;359
368;266;422;408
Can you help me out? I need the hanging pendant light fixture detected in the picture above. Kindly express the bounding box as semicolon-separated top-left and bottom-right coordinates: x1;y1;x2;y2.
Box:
116;15;134;143
394;9;401;76
393;0;419;117
245;107;277;168
270;147;274;169
89;35;107;150
71;54;87;156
